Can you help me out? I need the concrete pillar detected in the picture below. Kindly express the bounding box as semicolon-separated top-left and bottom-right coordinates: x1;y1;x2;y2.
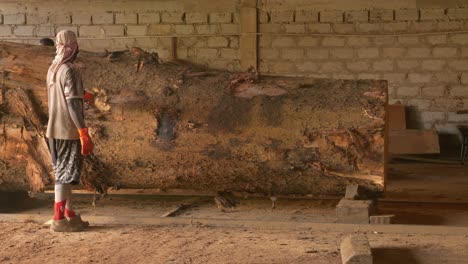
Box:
239;0;257;71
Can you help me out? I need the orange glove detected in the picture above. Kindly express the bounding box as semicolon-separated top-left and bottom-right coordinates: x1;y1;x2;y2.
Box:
83;91;95;106
78;127;94;156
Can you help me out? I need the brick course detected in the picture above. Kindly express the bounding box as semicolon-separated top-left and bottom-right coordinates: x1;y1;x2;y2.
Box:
139;13;161;24
209;13;232;23
116;13;138;24
4;14;26;25
320;10;343;22
13;25;35;36
161;12;185;24
92;12;114;24
186;13;208;24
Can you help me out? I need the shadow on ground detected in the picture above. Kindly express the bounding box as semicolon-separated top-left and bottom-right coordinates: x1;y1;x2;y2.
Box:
0;192;49;213
373;247;421;264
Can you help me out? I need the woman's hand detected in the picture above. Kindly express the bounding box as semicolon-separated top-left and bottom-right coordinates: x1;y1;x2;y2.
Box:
84;91;95;107
78;127;94;156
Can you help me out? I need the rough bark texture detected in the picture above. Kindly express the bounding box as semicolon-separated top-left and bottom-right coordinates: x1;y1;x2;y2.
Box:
0;42;386;196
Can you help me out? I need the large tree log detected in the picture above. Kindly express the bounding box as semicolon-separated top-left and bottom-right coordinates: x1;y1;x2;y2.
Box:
0;88;52;192
0;44;54;104
0;42;386;197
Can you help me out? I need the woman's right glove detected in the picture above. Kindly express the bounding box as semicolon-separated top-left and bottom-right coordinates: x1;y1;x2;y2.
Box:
83;91;95;107
78;127;94;156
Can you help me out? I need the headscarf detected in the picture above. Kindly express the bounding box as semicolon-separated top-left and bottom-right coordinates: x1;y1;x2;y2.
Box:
48;30;79;84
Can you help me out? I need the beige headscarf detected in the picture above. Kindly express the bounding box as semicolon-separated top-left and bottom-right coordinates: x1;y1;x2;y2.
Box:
48;30;79;84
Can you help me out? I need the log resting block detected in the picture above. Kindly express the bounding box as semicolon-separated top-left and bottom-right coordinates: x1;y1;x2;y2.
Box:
336;199;375;224
369;215;395;225
345;184;363;200
340;234;373;264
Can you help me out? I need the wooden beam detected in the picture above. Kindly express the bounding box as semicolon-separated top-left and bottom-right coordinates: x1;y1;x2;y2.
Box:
388;129;440;154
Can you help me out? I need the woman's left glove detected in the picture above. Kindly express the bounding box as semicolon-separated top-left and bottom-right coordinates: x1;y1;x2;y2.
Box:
78;127;94;156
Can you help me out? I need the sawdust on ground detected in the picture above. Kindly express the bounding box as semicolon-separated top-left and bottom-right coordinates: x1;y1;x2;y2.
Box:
0;222;466;264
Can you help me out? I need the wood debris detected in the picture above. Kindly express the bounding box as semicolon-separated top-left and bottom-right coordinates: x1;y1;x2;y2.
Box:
214;191;240;212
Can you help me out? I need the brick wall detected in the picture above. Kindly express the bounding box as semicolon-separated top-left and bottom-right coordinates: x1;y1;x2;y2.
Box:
0;3;241;71
258;8;468;139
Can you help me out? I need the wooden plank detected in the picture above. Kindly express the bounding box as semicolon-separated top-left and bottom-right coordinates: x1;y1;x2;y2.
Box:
393;155;459;164
240;7;257;71
388;129;440;154
387;104;406;130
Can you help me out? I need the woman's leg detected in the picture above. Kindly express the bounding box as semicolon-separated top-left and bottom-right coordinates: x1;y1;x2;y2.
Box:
65;184;77;218
53;183;68;220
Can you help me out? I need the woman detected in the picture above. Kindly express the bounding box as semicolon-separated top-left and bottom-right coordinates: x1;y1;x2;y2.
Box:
47;30;94;232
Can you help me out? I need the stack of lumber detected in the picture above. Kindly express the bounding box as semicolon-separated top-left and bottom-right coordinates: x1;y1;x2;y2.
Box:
387;102;440;155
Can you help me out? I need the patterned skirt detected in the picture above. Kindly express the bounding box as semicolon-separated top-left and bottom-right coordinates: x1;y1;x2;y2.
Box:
48;138;84;185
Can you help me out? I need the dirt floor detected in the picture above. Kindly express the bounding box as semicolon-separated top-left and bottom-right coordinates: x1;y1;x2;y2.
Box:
3;193;468;227
0;222;467;264
2;193;468;263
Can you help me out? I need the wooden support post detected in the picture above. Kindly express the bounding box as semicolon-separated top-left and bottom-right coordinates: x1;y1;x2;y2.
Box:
239;1;258;71
383;90;389;192
170;37;177;61
0;73;5;105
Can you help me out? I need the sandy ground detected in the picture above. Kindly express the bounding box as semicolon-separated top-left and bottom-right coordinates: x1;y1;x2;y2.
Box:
0;222;467;264
16;194;338;223
7;193;468;227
